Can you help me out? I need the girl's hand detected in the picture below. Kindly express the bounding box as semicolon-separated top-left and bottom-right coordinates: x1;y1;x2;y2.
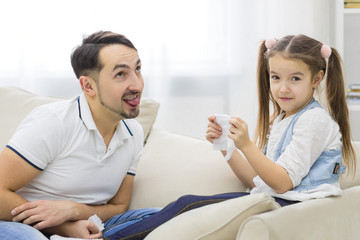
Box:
205;115;222;143
228;117;252;150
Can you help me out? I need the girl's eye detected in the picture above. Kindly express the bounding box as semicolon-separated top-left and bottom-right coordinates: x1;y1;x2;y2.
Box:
271;75;279;80
291;76;301;81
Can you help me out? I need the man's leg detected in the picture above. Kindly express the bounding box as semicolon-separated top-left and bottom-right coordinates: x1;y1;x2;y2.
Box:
103;208;162;238
0;221;49;240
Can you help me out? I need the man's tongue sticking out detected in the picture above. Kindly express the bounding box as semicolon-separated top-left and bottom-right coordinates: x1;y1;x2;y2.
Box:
124;95;140;107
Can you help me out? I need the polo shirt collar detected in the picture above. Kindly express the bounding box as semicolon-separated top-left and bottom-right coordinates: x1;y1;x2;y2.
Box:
78;93;97;131
77;93;133;141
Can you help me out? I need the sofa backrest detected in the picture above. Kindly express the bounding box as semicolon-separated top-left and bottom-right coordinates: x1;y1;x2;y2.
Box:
0;86;62;149
340;141;360;189
0;86;159;149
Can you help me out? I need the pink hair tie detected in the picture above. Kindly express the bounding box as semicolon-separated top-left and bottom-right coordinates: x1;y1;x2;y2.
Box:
265;38;277;49
265;38;277;50
321;44;332;59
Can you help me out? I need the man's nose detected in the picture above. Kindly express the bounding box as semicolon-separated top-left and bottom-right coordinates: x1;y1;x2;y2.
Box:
129;73;144;92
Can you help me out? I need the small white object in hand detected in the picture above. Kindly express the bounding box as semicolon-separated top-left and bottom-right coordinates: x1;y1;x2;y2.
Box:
88;214;104;232
212;114;235;161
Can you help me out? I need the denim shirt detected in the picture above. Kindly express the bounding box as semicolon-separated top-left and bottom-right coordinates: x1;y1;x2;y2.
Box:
264;98;345;191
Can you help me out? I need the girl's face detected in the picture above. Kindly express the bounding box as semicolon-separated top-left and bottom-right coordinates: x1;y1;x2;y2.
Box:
269;54;323;118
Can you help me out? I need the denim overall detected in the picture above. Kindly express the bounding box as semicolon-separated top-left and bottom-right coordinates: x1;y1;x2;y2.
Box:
264;98;345;191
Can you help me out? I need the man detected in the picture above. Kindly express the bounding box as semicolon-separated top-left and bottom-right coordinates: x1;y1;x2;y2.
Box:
0;31;144;239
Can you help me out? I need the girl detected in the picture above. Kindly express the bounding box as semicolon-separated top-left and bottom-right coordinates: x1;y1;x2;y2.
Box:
99;34;357;240
207;34;356;200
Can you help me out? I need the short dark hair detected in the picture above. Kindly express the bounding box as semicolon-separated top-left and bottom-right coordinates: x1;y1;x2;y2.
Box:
71;31;137;79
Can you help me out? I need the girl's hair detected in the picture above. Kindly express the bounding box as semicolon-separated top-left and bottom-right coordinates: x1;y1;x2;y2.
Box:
254;34;356;174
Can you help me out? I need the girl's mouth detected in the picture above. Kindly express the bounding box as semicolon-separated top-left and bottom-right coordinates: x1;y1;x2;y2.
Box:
279;97;292;101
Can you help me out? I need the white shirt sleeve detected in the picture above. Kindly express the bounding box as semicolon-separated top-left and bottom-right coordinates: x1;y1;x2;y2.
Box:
8;105;65;170
275;108;341;188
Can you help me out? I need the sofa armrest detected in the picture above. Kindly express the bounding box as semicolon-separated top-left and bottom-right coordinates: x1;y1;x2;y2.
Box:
236;186;360;240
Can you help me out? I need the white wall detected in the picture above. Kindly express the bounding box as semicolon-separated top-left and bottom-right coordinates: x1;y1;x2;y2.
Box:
0;0;338;139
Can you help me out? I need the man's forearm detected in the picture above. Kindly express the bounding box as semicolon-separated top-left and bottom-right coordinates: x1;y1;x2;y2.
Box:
71;201;129;222
0;189;28;220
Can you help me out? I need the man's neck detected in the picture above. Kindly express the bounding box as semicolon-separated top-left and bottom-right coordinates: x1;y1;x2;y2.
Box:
86;95;122;148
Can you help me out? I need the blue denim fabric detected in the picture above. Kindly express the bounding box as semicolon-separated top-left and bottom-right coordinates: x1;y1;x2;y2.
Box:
0;221;48;240
103;208;162;238
264;98;344;191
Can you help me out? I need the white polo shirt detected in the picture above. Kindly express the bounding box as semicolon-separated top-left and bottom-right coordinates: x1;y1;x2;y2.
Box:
8;93;143;205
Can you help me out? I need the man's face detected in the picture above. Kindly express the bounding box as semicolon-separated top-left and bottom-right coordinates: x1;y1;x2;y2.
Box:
95;44;144;119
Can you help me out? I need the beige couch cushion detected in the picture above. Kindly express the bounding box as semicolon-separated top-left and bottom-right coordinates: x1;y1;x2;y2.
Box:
129;128;246;210
0;86;159;149
236;186;360;240
144;193;280;240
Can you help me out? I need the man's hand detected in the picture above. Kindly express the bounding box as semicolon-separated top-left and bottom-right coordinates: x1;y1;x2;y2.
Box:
11;200;78;230
46;220;103;239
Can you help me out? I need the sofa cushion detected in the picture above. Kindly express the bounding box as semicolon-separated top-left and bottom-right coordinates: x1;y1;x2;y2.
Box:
129;128;247;209
144;193;280;240
0;86;159;149
236;186;360;240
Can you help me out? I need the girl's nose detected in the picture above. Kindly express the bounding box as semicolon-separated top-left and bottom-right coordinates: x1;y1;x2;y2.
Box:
279;81;290;93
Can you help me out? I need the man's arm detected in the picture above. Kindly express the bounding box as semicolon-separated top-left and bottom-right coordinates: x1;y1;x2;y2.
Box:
33;174;134;238
11;173;135;230
0;147;40;220
2;146;135;236
66;174;135;222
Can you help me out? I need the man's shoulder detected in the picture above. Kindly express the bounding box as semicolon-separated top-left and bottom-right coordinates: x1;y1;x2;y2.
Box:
31;97;79;120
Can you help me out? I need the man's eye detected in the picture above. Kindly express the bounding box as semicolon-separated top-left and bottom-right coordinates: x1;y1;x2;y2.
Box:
116;72;124;77
136;66;141;72
291;76;300;81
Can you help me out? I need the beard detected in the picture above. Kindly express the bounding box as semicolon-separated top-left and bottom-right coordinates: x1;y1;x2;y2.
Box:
97;85;140;119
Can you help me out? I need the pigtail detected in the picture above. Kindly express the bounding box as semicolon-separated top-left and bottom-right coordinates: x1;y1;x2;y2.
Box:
326;48;356;174
254;41;271;150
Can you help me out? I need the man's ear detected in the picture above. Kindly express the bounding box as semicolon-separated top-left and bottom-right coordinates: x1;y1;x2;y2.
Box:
312;70;324;88
79;76;96;97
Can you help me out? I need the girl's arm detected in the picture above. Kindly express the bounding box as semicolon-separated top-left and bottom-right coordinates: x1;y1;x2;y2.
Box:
206;115;257;189
228;117;293;194
224;150;257;189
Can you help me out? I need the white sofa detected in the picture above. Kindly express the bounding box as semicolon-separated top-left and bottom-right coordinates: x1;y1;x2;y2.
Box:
1;86;360;240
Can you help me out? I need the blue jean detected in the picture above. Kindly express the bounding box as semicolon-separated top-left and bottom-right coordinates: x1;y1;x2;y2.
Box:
0;221;48;240
103;208;162;238
0;209;161;240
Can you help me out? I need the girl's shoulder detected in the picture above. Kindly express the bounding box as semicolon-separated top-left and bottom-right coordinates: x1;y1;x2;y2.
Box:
296;107;340;139
300;106;336;125
295;107;341;150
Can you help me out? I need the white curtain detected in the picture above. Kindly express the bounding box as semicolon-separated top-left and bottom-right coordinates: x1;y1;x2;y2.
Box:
0;0;335;138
